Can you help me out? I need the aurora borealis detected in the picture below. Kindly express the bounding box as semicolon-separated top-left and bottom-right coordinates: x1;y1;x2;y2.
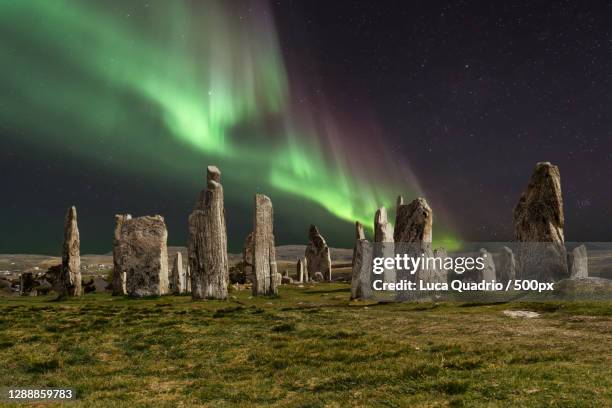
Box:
3;1;610;254
0;0;457;252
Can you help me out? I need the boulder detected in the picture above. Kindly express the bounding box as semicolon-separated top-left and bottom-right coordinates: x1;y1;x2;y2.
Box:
568;244;588;279
60;206;82;297
252;194;278;296
312;271;325;282
305;225;332;281
281;276;293;285
19;272;37;296
120;215;170;297
112;214;131;296
188;166;229;300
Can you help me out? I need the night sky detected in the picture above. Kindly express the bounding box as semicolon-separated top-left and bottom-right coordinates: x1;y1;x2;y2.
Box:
1;0;611;255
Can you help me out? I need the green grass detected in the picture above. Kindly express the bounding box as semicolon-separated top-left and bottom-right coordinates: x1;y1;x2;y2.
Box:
0;285;610;407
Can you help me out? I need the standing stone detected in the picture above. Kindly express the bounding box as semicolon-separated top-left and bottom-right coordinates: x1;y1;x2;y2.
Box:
374;207;394;243
478;248;496;282
568;245;588;279
120;215;169;297
374;207;395;283
496;246;516;284
252;194;278;296
185;265;191;293
112;214;131;296
394;198;432;243
60;206;81;297
171;252;186;294
350;239;373;300
242;232;254;282
514;162;568;281
297;258;308;283
355;221;366;240
305;225;332;281
19;272;37;296
188;166;229;300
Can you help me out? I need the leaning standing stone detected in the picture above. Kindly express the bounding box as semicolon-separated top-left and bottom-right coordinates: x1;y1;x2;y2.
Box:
252;194;278;296
60;206;81;297
188;166;229;300
305;225;332;281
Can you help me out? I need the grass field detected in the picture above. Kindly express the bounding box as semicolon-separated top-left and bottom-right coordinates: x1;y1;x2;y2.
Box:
0;284;610;407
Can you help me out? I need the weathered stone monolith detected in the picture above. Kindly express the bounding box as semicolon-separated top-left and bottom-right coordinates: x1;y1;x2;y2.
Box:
496;246;516;283
171;252;186;294
350;239;373;300
252;194;278;296
394;198;432;243
305;225;332;281
514;162;568;281
60;206;81;297
356;221;366;240
297;257;308;283
478;248;496;282
374;207;394;243
568;245;588;279
188;166;229;300
242;232;254;282
112;214;131;296
121;215;169;297
20;272;37;296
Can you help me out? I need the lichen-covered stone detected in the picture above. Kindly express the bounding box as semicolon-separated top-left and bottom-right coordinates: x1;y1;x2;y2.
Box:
188;166;229;300
112;214;131;296
252;194;278;296
120;215;169;297
60;206;81;297
394;198;432;243
305;225;332;281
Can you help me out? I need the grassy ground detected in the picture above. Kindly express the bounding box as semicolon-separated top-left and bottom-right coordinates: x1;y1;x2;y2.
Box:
0;284;610;407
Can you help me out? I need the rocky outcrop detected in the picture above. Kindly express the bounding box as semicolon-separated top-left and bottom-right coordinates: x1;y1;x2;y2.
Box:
305;225;332;281
350;239;373;300
120;215;169;297
568;245;588;279
188;166;229;300
60;206;81;297
112;214;131;296
171;252;186;294
496;246;516;284
252;194;278;296
514;162;568;281
394;198;432;243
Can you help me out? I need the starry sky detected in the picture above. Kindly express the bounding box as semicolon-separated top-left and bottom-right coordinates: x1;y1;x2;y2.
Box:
1;0;611;255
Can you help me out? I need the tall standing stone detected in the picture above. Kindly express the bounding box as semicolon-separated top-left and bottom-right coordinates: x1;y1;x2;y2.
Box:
568;245;588;279
514;162;568;281
478;248;496;282
297;258;308;283
394;198;432;243
352;221;366;266
171;252;186;294
121;215;169;297
60;206;81;297
188;166;229;300
112;214;131;296
305;225;332;281
374;207;394;243
496;246;516;284
252;194;278;296
350;239;373;300
242;232;254;282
